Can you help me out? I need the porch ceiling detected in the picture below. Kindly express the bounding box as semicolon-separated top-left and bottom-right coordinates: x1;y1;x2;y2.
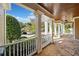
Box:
20;3;54;19
38;3;79;19
20;3;79;22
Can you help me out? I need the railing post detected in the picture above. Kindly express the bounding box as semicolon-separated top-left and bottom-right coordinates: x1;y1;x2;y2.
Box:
34;10;42;54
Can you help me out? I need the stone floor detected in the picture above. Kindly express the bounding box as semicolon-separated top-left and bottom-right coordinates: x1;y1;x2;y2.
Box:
36;34;79;56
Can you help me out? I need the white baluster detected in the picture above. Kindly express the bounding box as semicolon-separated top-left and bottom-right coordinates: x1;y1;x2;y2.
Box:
29;40;31;54
34;40;36;51
31;40;32;53
9;45;11;56
13;44;15;56
4;46;6;56
26;41;27;56
35;39;36;50
17;43;19;56
33;39;34;51
20;43;22;56
30;40;31;54
23;42;25;56
29;40;30;54
31;39;33;52
27;41;29;55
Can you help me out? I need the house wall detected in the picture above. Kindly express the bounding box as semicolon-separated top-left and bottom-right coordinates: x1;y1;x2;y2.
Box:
0;8;5;46
75;18;79;39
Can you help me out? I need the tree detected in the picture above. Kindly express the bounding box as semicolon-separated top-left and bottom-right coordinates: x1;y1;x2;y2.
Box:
26;22;32;32
19;22;26;28
6;15;21;43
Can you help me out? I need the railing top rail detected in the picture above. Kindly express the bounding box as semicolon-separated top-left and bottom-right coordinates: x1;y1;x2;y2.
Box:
0;36;36;47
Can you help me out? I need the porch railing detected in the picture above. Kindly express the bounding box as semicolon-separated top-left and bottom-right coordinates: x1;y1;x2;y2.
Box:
41;33;52;48
0;36;37;56
0;33;52;56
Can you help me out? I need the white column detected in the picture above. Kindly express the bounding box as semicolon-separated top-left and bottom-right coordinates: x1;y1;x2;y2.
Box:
35;10;42;54
45;21;48;34
49;21;52;34
62;23;65;34
0;8;5;46
60;24;62;35
0;7;6;55
58;23;61;38
49;20;54;43
70;23;73;34
54;23;57;36
61;23;63;35
72;23;74;34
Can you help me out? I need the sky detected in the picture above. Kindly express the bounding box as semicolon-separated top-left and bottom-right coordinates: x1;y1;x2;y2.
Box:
6;3;36;23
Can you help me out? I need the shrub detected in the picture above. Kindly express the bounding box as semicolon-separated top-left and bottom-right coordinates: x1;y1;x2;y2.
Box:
6;15;21;43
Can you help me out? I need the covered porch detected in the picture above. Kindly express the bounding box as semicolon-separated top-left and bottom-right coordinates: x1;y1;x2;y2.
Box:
0;3;79;56
37;34;76;56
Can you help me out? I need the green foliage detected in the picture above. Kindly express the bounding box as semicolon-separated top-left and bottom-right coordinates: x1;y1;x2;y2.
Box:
65;24;71;33
6;15;21;43
31;23;35;33
25;22;32;32
19;22;25;28
26;22;35;33
22;22;35;33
